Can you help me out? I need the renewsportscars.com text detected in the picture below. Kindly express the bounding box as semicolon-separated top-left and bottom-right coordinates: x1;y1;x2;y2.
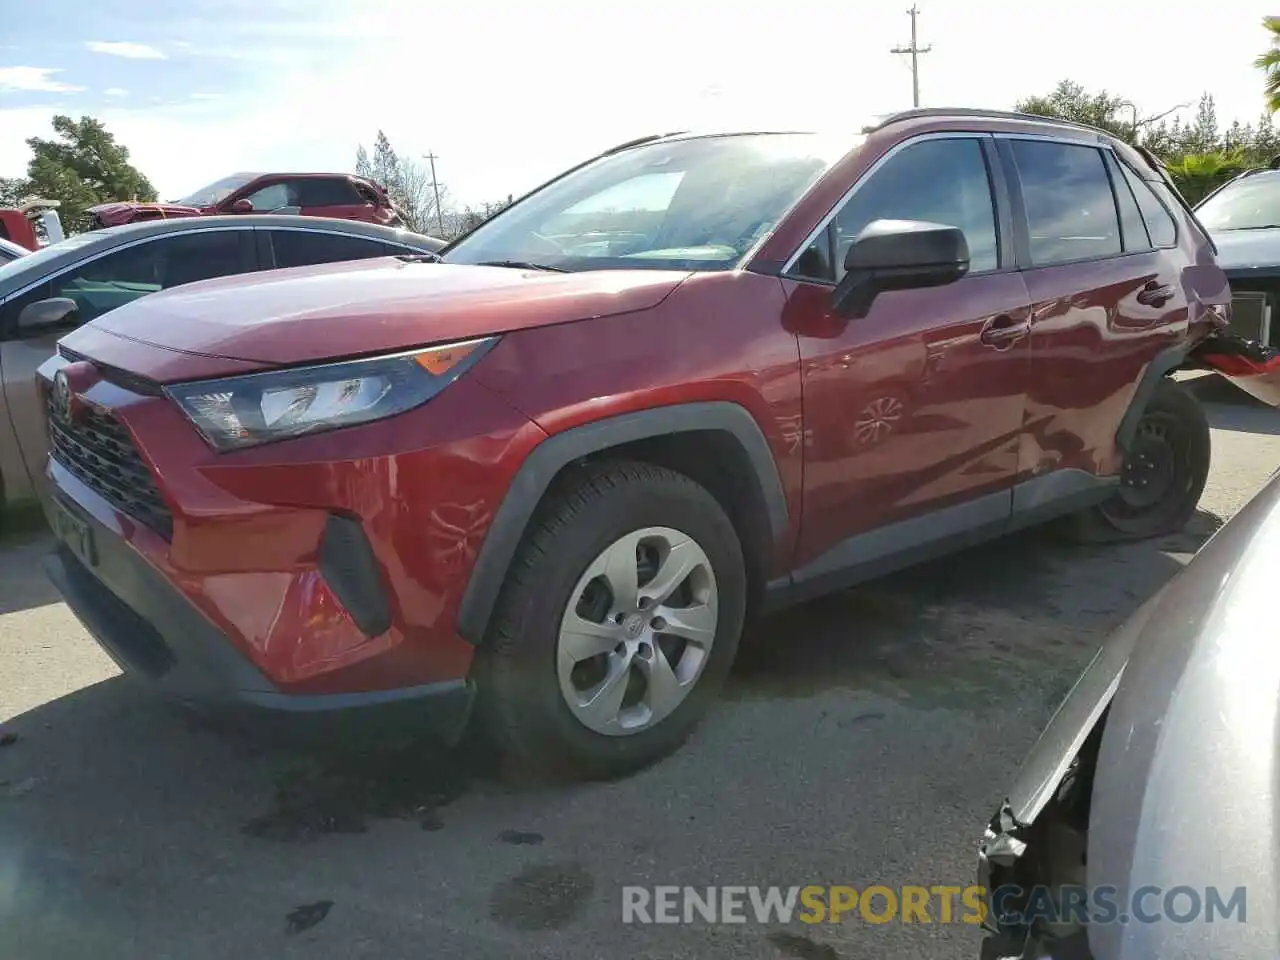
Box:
621;885;1248;926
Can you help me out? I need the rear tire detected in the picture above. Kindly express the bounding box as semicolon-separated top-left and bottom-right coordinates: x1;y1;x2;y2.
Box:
1058;378;1209;544
476;460;746;782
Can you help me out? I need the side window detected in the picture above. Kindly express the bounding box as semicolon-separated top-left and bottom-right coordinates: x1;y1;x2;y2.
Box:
1010;140;1121;265
46;242;163;323
1103;152;1151;252
792;137;999;283
0;233;250;336
295;177;364;208
270;230;389;269
151;231;249;288
244;181;296;212
1118;164;1177;248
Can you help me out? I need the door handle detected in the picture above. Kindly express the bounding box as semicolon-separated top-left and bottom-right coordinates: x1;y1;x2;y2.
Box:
1137;280;1174;307
980;314;1031;349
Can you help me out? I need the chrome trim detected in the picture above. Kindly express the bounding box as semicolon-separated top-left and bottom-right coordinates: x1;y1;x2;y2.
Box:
780;131;993;276
0;224;429;306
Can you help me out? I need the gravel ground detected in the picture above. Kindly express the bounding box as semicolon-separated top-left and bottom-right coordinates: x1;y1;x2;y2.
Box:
1;375;1276;960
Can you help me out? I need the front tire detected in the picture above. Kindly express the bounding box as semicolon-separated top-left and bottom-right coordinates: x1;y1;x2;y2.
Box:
476;461;746;781
1059;378;1210;543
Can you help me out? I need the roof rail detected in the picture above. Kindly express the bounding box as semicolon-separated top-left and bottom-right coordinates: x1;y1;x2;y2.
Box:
864;107;1114;138
601;131;688;155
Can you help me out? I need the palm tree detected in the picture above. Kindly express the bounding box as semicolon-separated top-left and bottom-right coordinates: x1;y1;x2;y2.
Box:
1256;16;1280;112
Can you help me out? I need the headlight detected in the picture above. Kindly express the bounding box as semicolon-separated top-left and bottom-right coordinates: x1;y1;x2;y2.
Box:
165;337;497;452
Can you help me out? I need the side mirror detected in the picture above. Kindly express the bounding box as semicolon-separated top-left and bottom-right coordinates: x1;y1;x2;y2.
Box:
17;297;79;336
228;198;254;213
831;219;970;319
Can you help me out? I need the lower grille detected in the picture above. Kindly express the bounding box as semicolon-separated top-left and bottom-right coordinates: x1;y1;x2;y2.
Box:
47;397;173;539
1229;291;1272;345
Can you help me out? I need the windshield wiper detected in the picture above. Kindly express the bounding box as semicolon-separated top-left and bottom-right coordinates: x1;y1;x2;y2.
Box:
396;252;442;263
475;259;568;273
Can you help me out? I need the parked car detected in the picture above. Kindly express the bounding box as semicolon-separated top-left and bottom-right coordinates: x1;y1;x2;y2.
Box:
85;172;402;229
0;216;443;514
0;199;66;251
0;237;27;264
977;464;1280;960
1195;162;1280;348
34;111;1279;781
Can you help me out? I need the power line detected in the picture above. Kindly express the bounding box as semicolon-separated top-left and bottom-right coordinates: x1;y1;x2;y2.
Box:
890;5;932;108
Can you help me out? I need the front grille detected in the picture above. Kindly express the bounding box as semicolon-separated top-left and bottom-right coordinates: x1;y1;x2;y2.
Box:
47;395;173;539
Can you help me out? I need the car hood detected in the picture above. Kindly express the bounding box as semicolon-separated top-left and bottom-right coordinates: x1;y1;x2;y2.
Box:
87;201;202;225
1084;467;1280;959
1208;226;1280;273
80;259;691;367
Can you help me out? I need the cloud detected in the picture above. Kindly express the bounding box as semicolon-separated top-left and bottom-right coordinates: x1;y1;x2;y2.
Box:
104;88;128;98
84;41;167;60
0;67;84;94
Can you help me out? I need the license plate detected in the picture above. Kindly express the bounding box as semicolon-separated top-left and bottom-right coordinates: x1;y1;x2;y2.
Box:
51;498;97;568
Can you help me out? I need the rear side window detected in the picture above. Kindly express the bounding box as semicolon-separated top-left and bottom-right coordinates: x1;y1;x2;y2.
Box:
1117;164;1177;248
269;230;389;268
295;178;363;207
1010;140;1121;266
1102;152;1151;252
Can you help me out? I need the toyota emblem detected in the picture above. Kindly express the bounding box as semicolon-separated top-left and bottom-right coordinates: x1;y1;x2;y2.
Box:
52;370;71;418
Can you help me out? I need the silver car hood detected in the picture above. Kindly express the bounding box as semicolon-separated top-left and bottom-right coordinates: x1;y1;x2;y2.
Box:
1088;468;1280;959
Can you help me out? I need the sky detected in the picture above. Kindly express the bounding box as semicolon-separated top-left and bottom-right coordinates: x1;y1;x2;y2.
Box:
0;0;1275;208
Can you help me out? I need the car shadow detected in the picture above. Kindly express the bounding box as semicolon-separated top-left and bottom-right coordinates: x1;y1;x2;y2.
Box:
1189;373;1280;435
728;508;1220;712
0;530;62;614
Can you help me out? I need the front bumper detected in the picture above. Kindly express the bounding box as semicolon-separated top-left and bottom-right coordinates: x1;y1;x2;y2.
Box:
42;494;475;744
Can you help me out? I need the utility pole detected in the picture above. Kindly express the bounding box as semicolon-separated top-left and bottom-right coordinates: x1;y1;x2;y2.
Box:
423;151;445;235
891;5;931;108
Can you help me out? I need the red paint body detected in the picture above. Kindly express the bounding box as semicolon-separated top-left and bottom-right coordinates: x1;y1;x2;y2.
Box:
86;172;400;229
38;115;1244;713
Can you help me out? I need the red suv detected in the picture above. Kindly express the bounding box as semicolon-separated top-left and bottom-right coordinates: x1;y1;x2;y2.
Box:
36;111;1270;780
85;172;401;229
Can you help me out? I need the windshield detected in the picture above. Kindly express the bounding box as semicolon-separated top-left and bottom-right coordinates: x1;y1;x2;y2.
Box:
0;231;100;284
1196;172;1280;231
174;173;257;208
444;134;849;272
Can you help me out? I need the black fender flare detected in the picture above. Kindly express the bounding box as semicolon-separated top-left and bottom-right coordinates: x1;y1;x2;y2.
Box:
1115;342;1189;453
454;401;789;645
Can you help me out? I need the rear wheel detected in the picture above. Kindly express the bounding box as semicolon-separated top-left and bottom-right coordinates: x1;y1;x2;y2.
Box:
476;461;746;781
1060;378;1209;543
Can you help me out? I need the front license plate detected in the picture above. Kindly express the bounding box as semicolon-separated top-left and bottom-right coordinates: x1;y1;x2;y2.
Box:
51;498;97;568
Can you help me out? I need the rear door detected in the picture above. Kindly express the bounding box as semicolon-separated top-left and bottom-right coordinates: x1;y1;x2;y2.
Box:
998;135;1188;494
0;229;256;493
260;228;395;269
295;177;377;222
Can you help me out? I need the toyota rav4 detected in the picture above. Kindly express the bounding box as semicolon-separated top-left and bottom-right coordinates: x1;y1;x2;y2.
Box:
34;111;1277;780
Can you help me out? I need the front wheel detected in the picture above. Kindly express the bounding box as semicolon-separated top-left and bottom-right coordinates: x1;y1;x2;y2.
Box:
476;461;746;781
1059;378;1210;543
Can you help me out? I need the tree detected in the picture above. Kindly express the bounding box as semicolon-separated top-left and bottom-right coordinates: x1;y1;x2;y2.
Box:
393;156;450;235
23;115;156;231
354;131;458;236
0;177;29;207
1256;16;1280;113
1015;80;1187;145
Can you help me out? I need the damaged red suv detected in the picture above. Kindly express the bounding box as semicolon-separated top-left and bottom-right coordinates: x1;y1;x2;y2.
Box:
36;111;1277;779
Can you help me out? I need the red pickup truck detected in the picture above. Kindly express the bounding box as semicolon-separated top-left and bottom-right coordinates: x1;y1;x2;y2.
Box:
86;171;403;229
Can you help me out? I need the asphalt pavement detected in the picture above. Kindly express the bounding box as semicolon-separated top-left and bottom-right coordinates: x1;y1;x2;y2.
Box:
1;375;1277;960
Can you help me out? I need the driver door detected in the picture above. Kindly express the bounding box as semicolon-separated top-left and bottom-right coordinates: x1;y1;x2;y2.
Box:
782;133;1033;570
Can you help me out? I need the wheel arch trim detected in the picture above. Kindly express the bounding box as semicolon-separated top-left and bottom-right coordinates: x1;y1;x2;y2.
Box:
454;401;789;645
